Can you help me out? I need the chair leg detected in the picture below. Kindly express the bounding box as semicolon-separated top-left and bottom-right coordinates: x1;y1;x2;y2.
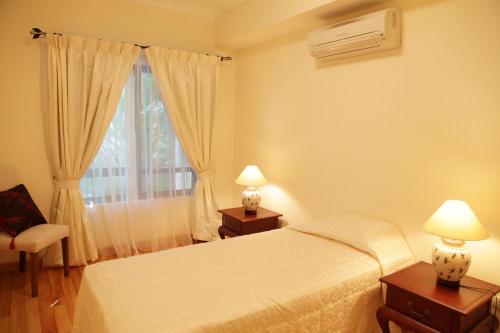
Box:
62;237;69;277
19;251;26;272
30;252;39;297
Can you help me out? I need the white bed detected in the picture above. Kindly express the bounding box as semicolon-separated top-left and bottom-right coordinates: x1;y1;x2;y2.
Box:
72;215;414;333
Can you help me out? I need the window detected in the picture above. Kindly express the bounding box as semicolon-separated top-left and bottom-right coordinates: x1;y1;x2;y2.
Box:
81;58;195;206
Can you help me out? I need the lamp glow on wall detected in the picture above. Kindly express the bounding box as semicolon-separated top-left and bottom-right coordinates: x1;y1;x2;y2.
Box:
422;200;489;288
235;165;267;214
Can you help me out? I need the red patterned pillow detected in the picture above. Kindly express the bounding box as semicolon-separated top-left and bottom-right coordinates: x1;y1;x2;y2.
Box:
0;184;47;237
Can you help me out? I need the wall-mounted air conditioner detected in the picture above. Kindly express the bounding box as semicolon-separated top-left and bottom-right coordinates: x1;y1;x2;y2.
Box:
308;8;401;61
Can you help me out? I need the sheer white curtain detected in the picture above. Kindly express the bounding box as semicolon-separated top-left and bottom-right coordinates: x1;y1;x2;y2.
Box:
81;55;193;257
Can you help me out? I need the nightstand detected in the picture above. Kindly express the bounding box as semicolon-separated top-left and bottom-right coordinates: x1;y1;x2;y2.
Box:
218;207;282;239
378;261;500;333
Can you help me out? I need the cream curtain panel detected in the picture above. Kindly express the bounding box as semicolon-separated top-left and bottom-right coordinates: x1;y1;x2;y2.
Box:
146;48;220;241
45;35;140;266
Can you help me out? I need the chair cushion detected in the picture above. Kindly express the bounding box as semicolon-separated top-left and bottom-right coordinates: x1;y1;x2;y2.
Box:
0;224;69;253
0;184;47;237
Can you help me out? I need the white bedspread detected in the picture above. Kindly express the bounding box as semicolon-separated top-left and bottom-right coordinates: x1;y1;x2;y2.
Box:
73;215;414;333
289;214;414;276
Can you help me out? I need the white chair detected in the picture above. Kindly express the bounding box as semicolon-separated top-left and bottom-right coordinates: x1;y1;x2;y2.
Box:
0;224;69;297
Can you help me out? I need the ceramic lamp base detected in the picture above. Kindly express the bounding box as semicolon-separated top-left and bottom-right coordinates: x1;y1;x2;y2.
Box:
431;238;471;288
241;186;260;214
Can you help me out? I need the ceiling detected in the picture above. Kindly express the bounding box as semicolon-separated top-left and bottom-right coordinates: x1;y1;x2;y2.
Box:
132;0;249;17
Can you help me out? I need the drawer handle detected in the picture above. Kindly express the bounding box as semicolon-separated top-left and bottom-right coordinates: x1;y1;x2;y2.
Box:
406;301;430;320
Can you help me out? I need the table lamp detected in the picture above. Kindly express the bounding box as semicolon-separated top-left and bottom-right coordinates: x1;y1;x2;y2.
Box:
422;200;489;287
235;165;267;214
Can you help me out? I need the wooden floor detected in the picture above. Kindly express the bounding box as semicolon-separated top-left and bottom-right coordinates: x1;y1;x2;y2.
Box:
0;264;85;333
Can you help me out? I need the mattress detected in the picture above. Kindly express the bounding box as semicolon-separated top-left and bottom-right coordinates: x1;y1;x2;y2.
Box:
73;215;414;333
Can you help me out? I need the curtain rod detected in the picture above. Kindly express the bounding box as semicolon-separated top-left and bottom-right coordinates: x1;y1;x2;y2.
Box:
30;28;233;62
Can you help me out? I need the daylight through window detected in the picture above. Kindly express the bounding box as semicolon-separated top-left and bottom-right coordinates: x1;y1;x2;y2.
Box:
81;57;195;206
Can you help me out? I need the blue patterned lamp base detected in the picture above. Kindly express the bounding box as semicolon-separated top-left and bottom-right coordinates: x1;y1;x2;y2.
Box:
241;186;261;214
431;238;471;288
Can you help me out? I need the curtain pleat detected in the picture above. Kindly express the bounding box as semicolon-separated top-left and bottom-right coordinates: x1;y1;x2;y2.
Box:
145;48;221;241
45;34;140;266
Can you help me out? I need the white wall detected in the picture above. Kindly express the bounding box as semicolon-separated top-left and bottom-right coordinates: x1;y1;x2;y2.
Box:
233;0;500;284
0;0;234;263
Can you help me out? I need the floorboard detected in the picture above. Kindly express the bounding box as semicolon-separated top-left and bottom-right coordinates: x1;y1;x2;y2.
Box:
0;265;85;333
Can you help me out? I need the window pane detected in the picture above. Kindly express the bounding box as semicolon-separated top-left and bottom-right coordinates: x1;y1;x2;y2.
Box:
82;59;194;206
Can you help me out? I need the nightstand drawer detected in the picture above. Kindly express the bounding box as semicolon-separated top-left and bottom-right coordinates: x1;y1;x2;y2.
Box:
240;217;276;234
222;215;241;233
387;286;453;333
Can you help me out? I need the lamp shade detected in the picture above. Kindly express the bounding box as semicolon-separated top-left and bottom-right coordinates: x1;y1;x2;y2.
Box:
422;200;489;241
235;165;267;186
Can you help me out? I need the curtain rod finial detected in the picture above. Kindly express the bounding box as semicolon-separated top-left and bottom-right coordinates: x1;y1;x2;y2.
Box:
31;27;46;39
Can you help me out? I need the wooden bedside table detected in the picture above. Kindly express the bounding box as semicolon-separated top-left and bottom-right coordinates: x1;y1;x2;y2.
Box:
377;261;500;333
218;207;282;239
